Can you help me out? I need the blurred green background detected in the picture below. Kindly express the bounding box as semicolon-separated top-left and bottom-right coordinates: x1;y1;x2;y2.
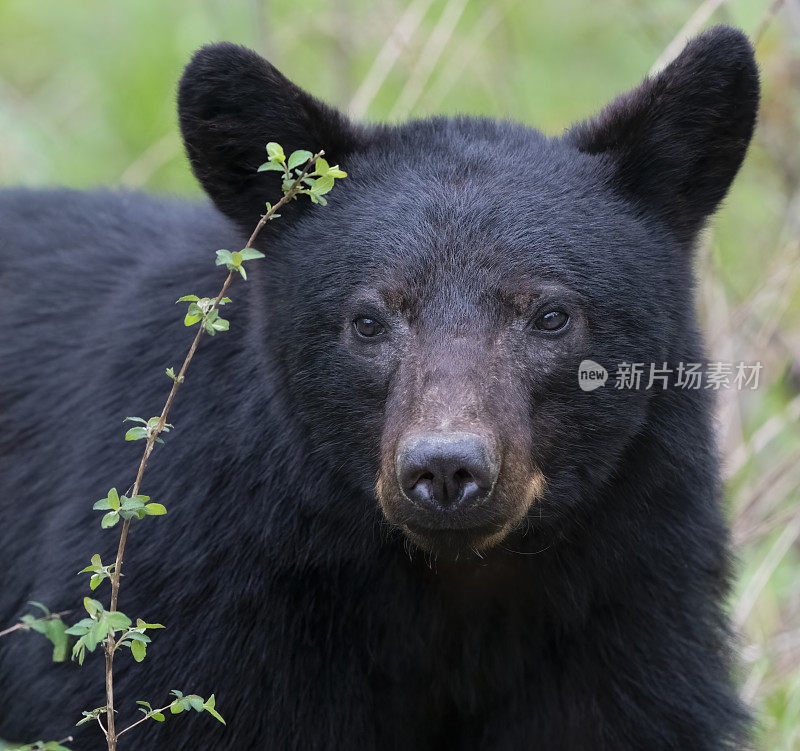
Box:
1;0;799;748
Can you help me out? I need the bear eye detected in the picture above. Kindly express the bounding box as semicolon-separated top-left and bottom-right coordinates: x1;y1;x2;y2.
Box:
353;316;385;339
533;309;570;333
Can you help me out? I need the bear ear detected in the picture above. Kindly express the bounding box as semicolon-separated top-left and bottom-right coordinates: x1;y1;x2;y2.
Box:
566;26;759;247
178;43;366;231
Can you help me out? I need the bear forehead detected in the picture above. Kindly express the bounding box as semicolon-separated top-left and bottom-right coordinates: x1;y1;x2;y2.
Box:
285;142;665;301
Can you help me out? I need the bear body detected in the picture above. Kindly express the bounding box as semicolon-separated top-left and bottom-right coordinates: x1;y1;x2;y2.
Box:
0;27;758;750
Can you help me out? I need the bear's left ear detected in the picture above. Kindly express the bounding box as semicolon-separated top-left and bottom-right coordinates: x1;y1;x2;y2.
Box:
178;43;367;232
566;26;759;247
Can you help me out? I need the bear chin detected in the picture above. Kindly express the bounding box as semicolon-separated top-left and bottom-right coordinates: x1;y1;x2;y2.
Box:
401;520;514;559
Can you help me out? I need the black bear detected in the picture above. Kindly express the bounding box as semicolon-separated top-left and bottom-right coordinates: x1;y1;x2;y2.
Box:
0;26;759;750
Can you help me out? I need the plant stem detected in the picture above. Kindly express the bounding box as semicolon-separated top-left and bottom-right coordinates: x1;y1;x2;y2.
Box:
117;702;174;737
101;150;324;750
0;611;71;638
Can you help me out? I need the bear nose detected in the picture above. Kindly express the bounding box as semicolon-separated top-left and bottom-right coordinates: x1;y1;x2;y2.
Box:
396;432;498;512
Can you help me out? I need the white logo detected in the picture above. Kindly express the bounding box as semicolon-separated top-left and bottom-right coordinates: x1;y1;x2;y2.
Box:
578;359;608;391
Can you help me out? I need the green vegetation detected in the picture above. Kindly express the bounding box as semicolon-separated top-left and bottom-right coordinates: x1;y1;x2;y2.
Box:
0;0;797;748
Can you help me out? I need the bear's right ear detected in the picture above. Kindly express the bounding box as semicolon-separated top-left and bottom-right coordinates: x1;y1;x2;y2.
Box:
178;43;366;232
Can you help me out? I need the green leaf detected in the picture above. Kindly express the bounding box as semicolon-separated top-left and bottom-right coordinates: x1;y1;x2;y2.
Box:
27;601;50;616
237;265;247;281
310;174;335;196
166;366;176;380
187;695;204;712
89;574;104;591
287;149;313;170
123;416;146;425
328;166;347;178
136;619;165;630
212;318;230;332
72;639;86;665
176;294;199;302
43;618;69;662
152;711;165;721
130;639;146;662
184;312;202;326
90;553;102;567
64;623;89;636
105;611;132;630
125;426;148;441
313;157;330;175
203;695;226;725
257;161;284;172
239;248;265;261
231;250;243;267
266;142;285;162
170;701;184;714
145;502;167;515
101;511;119;529
120;495;146;511
85;619;106;651
215;249;233;266
84;597;103;616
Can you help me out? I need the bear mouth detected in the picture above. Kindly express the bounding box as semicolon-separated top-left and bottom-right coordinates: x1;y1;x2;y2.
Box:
402;520;510;557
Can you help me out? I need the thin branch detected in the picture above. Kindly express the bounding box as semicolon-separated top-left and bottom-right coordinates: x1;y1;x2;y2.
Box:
100;150;325;750
116;703;173;738
0;610;71;639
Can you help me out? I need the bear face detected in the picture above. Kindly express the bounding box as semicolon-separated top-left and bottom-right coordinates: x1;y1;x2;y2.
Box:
178;27;758;558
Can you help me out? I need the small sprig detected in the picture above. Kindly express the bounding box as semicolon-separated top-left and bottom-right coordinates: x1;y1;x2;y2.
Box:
78;554;116;591
0;602;70;662
65;599;163;668
123;416;173;443
258;143;346;205
116;618;165;663
10;737;74;750
214;248;265;280
176;295;232;335
92;488;166;529
122;691;224;735
66;597;132;666
80;144;341;750
76;706;107;729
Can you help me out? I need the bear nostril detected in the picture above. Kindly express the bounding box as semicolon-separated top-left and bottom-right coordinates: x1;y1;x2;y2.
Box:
451;468;479;506
411;472;436;504
396;432;498;513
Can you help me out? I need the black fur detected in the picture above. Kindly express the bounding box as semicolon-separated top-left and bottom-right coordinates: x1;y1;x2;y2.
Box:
0;26;758;750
